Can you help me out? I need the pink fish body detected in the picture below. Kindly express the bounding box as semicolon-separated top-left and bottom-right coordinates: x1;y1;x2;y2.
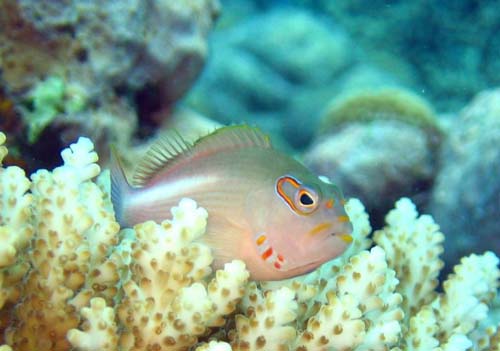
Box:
111;126;353;280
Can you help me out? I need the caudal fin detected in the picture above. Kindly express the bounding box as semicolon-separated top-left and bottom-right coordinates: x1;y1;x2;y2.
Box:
110;145;132;226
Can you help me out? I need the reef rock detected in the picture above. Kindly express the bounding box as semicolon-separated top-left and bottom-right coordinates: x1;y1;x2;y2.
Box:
305;88;441;224
0;0;220;170
15;0;220;103
305;121;435;226
282;0;500;112
428;88;500;266
186;8;357;148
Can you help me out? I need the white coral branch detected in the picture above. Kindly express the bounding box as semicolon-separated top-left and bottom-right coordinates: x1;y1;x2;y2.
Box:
67;297;118;351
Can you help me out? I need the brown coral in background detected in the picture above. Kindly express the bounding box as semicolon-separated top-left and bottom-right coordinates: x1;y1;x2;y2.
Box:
0;0;220;173
0;0;77;92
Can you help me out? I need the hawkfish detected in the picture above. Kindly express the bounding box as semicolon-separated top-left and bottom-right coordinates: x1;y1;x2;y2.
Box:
110;125;353;280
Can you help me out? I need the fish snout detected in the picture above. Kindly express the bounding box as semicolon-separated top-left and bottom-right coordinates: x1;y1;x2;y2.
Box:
330;213;353;244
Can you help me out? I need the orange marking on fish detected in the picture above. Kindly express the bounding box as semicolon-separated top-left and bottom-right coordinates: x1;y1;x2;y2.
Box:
276;176;301;211
339;234;353;244
325;198;334;209
337;215;350;223
261;247;273;260
285;176;300;188
274;262;281;269
277;254;284;262
256;235;267;246
309;222;333;236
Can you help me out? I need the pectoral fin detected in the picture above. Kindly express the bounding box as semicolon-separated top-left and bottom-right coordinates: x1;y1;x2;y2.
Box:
199;214;251;270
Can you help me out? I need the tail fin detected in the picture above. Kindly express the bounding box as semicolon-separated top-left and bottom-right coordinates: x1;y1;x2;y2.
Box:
110;145;132;226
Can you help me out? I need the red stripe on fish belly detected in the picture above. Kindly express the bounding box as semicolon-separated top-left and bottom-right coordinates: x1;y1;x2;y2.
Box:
261;247;273;260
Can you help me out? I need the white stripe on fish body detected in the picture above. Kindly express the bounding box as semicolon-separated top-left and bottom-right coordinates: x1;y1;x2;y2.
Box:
128;174;220;213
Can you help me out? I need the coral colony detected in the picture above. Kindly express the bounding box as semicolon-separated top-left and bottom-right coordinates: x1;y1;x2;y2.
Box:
0;132;499;350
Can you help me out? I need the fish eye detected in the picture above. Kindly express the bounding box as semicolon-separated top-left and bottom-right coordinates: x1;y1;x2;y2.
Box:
299;192;314;206
295;187;319;214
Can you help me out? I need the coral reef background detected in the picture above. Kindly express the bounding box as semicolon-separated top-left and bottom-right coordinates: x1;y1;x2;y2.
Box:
2;0;498;269
0;0;500;348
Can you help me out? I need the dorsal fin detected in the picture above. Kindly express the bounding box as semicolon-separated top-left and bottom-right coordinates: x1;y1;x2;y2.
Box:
132;125;272;187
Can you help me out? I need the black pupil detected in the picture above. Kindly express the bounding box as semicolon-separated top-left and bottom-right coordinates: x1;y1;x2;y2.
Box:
300;193;314;205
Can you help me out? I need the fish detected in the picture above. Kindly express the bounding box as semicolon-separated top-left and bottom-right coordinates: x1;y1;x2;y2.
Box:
110;125;353;280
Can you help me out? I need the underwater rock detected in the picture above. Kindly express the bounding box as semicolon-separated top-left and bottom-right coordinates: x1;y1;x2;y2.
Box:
305;88;441;224
160;107;223;144
234;9;353;86
283;0;499;112
0;0;220;170
186;8;357;148
305;120;435;226
15;0;220;102
428;88;500;266
0;0;77;92
338;64;403;95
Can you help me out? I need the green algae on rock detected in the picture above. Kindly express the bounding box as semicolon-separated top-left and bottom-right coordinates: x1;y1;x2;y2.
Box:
319;87;442;145
21;76;88;143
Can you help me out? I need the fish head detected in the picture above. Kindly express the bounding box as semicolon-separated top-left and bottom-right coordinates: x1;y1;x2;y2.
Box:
247;174;353;279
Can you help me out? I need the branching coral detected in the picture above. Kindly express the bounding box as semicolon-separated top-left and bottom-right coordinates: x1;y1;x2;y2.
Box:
4;135;118;350
115;202;249;350
373;198;445;319
0;131;33;314
0;131;249;350
0;130;498;351
374;199;500;351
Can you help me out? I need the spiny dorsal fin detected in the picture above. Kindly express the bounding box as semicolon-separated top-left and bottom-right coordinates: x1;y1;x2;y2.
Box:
132;125;272;187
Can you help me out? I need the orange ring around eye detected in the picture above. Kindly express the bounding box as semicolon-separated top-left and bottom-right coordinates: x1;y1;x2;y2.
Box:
276;176;300;212
276;176;319;215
